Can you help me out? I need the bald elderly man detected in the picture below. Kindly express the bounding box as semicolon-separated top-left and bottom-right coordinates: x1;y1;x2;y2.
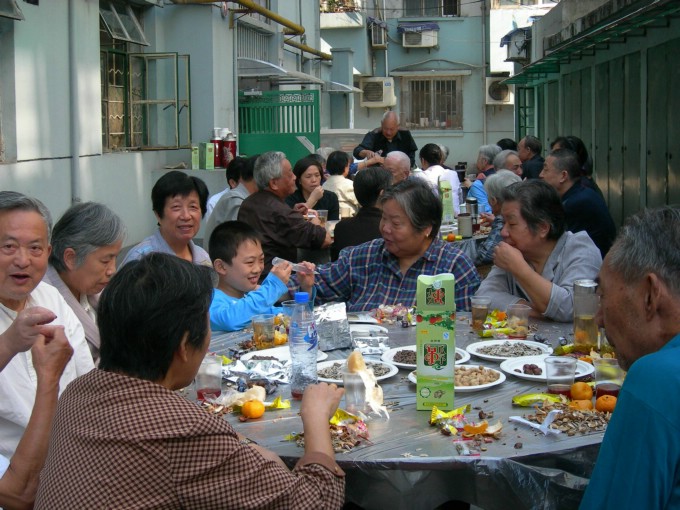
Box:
353;111;418;168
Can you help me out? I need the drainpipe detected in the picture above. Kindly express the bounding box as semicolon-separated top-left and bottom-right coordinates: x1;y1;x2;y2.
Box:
68;0;81;204
481;0;487;145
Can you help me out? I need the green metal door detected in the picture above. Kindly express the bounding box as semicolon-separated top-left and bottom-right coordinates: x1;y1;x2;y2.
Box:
238;90;320;164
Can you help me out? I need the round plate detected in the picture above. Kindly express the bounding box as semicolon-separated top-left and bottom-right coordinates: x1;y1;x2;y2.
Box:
381;346;469;369
316;360;399;385
466;340;553;362
499;355;595;382
240;346;327;363
407;366;506;393
349;324;389;336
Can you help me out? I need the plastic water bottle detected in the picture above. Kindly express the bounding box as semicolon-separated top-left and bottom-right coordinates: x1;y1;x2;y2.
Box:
288;292;319;399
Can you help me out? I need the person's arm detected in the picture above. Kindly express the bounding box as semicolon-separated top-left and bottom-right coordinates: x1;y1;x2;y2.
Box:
353;130;378;160
304;186;325;210
475;264;522;312
210;274;289;331
297;383;344;463
0;327;72;510
475;218;503;265
492;241;554;315
0;308;56;371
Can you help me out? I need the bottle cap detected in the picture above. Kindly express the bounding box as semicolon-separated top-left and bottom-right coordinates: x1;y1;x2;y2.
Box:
294;292;309;304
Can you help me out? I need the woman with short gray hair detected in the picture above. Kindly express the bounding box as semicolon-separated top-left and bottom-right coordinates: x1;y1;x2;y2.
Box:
43;202;126;363
475;170;522;265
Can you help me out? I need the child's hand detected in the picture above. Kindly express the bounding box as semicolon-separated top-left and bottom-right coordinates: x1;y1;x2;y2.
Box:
271;260;293;284
296;261;316;293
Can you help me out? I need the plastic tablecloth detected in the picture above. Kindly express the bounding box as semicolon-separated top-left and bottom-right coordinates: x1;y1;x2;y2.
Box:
209;314;599;510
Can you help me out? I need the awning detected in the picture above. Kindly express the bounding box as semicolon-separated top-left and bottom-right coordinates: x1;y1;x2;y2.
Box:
500;27;531;48
0;0;24;20
397;22;440;34
367;16;387;29
391;58;479;76
324;81;362;93
238;58;324;85
504;0;680;85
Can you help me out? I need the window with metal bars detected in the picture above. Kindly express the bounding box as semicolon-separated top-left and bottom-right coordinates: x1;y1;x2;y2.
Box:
99;2;191;151
400;77;463;130
403;0;459;17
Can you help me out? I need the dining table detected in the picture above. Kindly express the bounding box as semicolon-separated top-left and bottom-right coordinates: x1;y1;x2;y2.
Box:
208;313;602;510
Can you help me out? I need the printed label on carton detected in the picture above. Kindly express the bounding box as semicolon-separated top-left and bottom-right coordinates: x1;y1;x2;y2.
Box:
416;273;456;410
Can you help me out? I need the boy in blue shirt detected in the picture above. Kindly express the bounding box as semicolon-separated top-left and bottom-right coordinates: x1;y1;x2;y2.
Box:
208;221;315;331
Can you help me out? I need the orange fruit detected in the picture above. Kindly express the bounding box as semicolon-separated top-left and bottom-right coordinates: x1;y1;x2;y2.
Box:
595;395;617;413
446;233;456;242
241;400;265;419
569;399;593;410
463;420;488;435
570;382;593;401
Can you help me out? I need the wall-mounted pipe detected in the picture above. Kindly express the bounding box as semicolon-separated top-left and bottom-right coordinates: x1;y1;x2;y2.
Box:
284;39;332;61
171;0;305;35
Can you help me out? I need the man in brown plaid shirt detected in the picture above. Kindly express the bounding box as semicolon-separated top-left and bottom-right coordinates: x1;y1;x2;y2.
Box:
35;253;345;509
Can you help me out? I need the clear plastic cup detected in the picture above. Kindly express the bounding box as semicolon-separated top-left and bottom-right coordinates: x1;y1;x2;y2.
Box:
196;355;222;402
506;303;531;339
545;356;577;398
252;314;275;350
471;296;491;332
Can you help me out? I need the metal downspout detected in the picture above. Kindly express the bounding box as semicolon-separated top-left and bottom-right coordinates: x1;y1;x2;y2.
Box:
68;0;81;204
481;0;487;145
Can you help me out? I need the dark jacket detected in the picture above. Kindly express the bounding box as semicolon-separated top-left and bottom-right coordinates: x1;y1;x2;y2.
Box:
331;207;382;261
353;128;418;167
562;182;617;257
522;154;545;180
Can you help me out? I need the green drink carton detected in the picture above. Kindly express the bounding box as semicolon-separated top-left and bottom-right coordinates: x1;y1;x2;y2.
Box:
191;145;200;170
416;273;456;410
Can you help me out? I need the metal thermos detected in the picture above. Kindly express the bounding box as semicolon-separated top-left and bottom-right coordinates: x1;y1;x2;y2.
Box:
458;213;473;238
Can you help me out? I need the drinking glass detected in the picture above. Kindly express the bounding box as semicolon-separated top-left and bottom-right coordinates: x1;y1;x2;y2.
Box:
252;314;275;350
470;296;491;332
594;358;624;399
196;355;222;402
545;356;577;398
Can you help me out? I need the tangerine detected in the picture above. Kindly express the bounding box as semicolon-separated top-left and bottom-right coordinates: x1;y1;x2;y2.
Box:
570;382;593;401
446;233;456;242
568;399;594;410
241;400;265;419
595;395;617;413
463;420;488;435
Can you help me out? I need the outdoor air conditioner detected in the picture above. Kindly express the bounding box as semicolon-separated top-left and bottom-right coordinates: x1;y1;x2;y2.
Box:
359;77;397;108
486;78;514;105
370;24;387;49
402;30;437;48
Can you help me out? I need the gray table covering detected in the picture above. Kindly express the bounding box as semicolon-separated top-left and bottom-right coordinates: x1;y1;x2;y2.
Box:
209;314;599;510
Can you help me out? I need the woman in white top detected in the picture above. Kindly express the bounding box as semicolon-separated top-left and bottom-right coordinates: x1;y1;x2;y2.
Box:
418;143;461;213
322;151;359;217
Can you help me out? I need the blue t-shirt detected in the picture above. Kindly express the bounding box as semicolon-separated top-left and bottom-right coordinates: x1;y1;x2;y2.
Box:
580;333;680;509
209;272;287;332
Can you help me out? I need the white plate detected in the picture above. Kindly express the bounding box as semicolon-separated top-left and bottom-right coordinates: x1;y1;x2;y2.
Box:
240;346;327;363
316;360;399;384
381;345;469;369
499;355;594;382
407;366;506;393
466;340;553;362
349;324;388;336
347;313;379;324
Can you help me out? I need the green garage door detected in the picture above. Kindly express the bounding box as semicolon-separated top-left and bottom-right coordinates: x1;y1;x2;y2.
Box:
238;90;320;164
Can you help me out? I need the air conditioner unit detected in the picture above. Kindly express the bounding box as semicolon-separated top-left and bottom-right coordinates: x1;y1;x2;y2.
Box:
402;30;437;48
359;77;397;108
370;24;387;49
486;78;514;105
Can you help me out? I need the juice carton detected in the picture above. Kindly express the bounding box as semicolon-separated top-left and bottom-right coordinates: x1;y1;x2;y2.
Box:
191;145;199;170
416;273;456;410
199;142;215;170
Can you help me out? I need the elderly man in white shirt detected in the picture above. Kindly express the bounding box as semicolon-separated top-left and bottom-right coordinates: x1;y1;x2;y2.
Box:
0;192;94;458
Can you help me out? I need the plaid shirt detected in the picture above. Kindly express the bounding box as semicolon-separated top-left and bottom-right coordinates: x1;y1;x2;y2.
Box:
309;238;480;312
35;370;345;509
475;215;504;265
